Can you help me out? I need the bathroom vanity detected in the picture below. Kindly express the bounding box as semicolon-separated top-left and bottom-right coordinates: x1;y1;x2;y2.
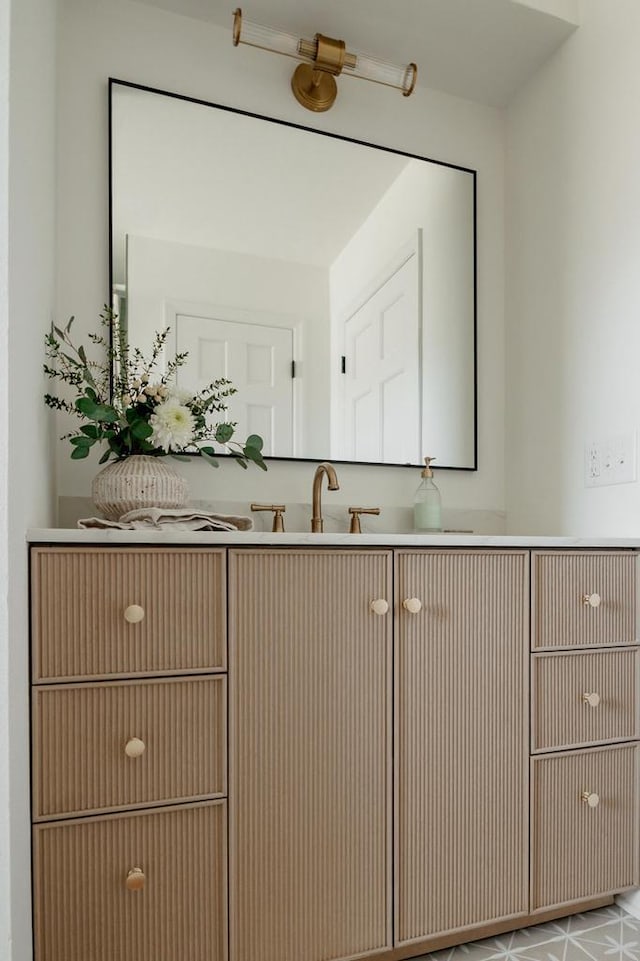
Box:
27;532;640;961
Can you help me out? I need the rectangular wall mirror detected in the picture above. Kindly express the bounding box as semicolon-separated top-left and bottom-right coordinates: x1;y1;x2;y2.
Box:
110;79;477;469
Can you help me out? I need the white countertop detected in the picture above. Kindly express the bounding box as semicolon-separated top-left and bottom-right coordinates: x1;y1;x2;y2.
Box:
26;529;640;549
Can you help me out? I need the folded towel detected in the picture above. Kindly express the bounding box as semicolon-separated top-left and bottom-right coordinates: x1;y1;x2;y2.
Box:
78;507;253;532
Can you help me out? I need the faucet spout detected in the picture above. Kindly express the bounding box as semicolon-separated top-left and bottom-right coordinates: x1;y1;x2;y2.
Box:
311;462;340;533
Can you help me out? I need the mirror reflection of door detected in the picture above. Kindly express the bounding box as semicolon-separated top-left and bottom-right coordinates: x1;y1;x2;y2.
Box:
342;251;420;464
172;311;294;457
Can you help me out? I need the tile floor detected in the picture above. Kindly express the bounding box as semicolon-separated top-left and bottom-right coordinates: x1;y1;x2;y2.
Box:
420;905;640;961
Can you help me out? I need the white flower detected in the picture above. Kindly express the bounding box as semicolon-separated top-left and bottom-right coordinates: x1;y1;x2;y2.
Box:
149;400;196;451
166;386;193;405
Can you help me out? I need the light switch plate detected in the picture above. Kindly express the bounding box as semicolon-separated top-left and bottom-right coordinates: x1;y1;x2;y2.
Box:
585;432;637;487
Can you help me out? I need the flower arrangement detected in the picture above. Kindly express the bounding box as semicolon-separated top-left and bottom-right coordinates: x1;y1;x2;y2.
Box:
44;308;267;471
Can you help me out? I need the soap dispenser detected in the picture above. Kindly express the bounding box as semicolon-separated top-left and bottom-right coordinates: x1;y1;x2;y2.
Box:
414;456;442;532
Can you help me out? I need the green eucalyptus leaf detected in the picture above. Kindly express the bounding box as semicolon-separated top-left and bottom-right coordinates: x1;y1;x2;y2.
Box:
70;445;90;460
130;418;154;441
200;447;220;468
70;435;93;447
215;423;234;444
245;434;264;452
98;449;111;464
76;397;118;422
80;424;99;438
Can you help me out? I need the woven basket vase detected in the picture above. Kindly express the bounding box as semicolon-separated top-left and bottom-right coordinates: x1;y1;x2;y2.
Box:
91;455;189;521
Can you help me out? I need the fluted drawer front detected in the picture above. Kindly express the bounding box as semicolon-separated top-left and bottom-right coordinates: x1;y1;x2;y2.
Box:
33;800;227;961
31;547;226;680
229;549;392;961
33;675;226;819
532;649;640;752
531;744;639;911
532;552;636;650
396;551;529;944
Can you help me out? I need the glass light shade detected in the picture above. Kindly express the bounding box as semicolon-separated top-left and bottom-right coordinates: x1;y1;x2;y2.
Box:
233;9;417;97
343;53;417;95
233;9;314;63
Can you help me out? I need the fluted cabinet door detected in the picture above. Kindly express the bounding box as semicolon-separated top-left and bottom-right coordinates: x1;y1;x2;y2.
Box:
228;549;393;961
33;801;227;961
395;551;529;944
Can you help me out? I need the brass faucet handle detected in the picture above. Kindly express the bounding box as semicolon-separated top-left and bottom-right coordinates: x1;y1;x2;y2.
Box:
348;507;381;534
250;503;286;532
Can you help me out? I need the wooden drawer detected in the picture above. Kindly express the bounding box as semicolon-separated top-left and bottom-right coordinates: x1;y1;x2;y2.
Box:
33;800;227;961
32;675;226;819
531;744;639;911
532;648;640;752
532;551;637;650
31;547;226;681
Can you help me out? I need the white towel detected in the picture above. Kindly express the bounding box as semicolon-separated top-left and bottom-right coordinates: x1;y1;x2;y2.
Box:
78;507;253;532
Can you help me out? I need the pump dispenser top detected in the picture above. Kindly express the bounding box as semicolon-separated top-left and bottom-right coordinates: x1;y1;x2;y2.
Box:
421;456;436;478
413;455;442;532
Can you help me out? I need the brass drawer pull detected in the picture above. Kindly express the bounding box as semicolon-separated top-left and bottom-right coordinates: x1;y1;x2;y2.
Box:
126;867;145;891
583;592;602;608
124;737;146;758
582;790;600;808
370;599;389;616
124;604;145;624
582;692;601;708
402;597;422;614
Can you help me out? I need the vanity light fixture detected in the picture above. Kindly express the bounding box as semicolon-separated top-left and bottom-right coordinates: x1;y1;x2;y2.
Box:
232;8;417;112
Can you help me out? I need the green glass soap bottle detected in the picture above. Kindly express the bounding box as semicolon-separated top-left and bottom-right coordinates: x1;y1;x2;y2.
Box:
413;456;442;532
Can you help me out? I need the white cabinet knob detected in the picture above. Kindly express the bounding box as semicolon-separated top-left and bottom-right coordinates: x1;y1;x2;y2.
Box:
402;597;422;614
582;791;600;808
126;867;145;891
370;599;389;616
583;592;602;608
583;692;601;708
125;737;146;758
124;604;145;624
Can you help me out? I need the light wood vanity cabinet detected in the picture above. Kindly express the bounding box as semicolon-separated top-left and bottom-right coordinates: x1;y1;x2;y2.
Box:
530;551;639;914
29;544;640;961
395;550;529;943
228;550;393;961
31;546;228;961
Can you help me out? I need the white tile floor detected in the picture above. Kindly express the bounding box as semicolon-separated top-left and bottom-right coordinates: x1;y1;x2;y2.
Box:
419;906;640;961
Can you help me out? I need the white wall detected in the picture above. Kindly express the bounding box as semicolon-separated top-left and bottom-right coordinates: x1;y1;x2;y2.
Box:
56;0;504;523
506;0;640;535
2;0;57;957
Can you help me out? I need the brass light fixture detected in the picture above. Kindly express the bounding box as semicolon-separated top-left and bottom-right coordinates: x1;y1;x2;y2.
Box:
232;8;417;112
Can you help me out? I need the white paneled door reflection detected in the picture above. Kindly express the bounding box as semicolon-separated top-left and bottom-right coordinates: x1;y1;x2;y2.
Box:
174;312;294;456
343;253;420;463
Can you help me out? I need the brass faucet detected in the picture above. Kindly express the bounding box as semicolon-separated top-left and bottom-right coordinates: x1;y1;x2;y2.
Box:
311;462;340;533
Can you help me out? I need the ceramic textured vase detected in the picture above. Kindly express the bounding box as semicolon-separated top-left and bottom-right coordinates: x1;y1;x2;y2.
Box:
91;455;189;521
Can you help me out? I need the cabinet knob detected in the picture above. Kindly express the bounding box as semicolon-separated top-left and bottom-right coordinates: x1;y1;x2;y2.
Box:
583;692;601;708
402;597;422;614
370;599;389;616
125;737;146;758
124;604;145;624
582;791;600;808
583;592;601;608
126;867;145;891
